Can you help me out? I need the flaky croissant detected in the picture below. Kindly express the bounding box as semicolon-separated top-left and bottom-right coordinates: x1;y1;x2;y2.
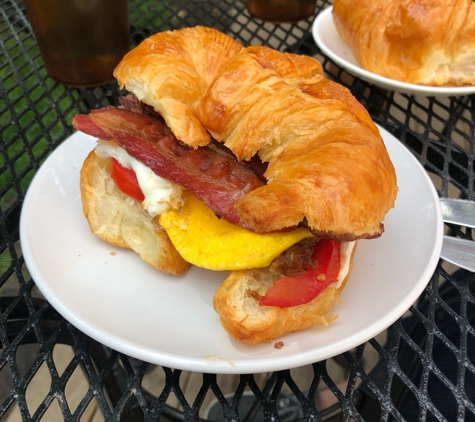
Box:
115;27;397;239
114;26;242;147
196;47;397;240
332;0;475;86
79;26;399;343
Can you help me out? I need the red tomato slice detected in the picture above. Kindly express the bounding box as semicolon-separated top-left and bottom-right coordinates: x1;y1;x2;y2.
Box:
110;158;145;202
259;239;341;307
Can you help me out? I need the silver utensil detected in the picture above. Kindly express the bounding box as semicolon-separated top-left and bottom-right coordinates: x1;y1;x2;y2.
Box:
440;198;475;272
440;198;475;229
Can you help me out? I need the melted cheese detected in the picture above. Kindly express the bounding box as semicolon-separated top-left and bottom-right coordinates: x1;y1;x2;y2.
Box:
95;140;174;217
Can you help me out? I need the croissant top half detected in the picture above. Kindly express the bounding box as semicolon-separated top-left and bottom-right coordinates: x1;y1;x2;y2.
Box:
114;26;398;241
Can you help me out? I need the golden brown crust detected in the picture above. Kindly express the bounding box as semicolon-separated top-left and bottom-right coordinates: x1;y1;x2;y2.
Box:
113;26;242;147
114;26;397;240
195;46;323;156
196;49;397;239
332;0;475;86
80;150;190;275
213;242;357;344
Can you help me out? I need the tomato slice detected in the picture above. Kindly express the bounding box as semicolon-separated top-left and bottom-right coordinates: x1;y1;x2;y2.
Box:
109;158;145;202
259;239;341;307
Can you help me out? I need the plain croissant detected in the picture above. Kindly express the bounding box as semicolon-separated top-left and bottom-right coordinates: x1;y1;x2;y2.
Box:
332;0;475;86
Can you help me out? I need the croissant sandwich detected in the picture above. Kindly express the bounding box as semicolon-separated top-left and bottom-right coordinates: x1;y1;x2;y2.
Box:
72;26;398;344
332;0;475;86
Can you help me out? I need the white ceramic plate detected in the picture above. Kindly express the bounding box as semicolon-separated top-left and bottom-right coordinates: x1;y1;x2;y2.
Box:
312;7;475;97
20;126;443;374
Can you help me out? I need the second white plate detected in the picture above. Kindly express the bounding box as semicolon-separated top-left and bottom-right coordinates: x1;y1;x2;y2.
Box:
312;7;475;97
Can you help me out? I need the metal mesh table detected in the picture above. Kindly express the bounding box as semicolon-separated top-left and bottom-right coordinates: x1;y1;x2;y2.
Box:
1;0;474;420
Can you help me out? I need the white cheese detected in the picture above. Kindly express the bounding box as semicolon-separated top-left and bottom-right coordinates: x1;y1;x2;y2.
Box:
95;140;174;217
334;241;356;289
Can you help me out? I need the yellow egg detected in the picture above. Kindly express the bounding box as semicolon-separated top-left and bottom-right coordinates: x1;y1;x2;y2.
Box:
159;194;313;271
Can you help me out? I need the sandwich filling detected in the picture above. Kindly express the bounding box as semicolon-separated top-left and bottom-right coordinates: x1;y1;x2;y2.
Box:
93;139;356;308
95;140;177;217
74;104;357;308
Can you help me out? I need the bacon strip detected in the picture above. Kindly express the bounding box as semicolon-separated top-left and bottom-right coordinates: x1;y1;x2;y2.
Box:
119;95;269;179
72;108;265;227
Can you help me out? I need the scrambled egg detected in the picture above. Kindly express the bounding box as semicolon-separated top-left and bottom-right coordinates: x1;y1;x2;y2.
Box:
159;194;313;271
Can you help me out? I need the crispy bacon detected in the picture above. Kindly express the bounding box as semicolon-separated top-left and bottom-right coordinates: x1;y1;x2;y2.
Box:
72;108;265;227
119;95;269;180
211;140;268;180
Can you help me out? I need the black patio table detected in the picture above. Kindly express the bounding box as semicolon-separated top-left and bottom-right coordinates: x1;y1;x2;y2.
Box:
1;0;475;421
